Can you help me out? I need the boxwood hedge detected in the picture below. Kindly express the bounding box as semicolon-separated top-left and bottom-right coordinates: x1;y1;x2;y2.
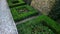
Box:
11;5;39;22
16;15;60;34
7;0;25;8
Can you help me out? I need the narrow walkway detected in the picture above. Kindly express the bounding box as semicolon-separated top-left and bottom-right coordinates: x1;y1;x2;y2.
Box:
16;15;40;25
0;0;18;34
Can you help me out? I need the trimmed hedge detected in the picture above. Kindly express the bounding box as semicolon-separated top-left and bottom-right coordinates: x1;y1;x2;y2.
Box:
7;0;25;8
16;15;60;34
11;5;39;22
40;15;60;34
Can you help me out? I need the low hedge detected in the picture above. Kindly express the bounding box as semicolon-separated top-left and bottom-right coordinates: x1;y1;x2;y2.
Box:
7;0;25;8
39;15;60;34
16;15;60;34
11;5;39;22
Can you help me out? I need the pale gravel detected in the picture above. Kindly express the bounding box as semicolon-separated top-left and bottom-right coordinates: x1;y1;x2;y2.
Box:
0;0;18;34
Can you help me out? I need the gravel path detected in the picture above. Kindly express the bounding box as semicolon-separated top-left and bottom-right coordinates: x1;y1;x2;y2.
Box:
0;0;18;34
16;14;40;25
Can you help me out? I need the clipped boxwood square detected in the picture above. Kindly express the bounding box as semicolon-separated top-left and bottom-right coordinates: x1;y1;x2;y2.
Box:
11;5;39;22
16;17;55;34
16;15;60;34
7;0;25;8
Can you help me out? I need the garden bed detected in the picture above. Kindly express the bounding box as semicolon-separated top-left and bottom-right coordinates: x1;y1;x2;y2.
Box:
16;15;60;34
7;0;25;8
11;5;39;22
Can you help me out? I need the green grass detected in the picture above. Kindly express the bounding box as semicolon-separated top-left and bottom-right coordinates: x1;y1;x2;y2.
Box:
16;15;60;34
11;5;39;22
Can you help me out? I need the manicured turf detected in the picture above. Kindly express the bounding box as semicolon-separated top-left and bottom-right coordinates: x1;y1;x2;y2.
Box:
11;5;39;22
16;15;60;34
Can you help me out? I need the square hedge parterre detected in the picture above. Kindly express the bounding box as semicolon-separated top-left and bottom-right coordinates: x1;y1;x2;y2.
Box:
11;5;39;22
16;15;56;34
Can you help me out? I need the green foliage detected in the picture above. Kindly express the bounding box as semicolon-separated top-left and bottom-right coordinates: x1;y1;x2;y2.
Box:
11;5;39;22
16;15;60;34
7;0;60;34
7;0;25;8
41;15;60;34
